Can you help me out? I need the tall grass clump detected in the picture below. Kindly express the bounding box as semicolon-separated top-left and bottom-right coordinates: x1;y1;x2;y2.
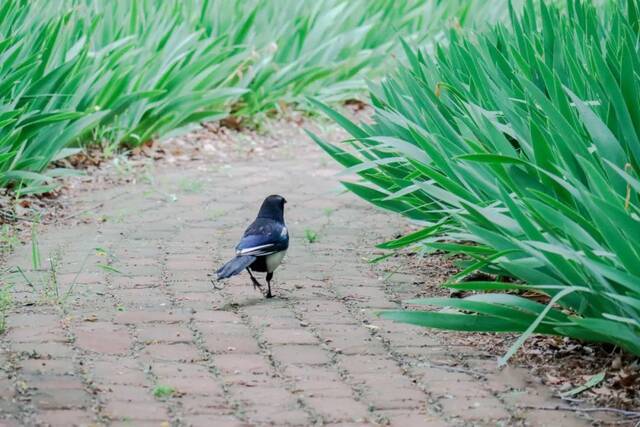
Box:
0;0;509;192
311;0;640;362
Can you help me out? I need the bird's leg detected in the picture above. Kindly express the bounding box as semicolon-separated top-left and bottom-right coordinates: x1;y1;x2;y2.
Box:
265;272;274;299
246;268;263;290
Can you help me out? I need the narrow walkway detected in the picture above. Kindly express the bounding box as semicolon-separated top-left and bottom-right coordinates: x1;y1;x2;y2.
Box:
1;121;589;426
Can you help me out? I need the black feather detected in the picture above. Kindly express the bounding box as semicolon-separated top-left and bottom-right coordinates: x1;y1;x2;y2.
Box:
216;255;256;279
214;194;289;299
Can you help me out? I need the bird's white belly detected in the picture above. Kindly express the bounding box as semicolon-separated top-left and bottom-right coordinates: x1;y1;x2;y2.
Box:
266;250;286;273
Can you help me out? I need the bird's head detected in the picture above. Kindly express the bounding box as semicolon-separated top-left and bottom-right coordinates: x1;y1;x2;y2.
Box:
257;194;287;221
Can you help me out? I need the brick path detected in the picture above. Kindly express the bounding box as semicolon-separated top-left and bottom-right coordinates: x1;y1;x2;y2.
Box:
0;122;591;426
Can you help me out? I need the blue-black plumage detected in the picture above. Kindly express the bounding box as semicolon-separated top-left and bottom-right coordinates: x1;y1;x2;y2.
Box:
215;194;289;298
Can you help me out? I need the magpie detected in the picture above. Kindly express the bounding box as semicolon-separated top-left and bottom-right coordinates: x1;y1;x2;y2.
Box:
215;194;288;298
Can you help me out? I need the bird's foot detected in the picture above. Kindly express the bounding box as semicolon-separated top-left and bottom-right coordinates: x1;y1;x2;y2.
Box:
210;279;224;290
265;291;273;299
250;278;263;291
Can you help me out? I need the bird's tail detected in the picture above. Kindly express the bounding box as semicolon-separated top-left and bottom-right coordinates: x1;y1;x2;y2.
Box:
216;255;256;280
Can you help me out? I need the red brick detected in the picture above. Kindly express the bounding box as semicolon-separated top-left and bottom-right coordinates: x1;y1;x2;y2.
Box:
111;275;160;289
166;259;211;270
172;282;214;293
141;343;201;361
270;345;330;365
438;396;511;421
152;362;210;378
6;313;58;328
229;385;294;407
35;409;93;426
379;410;448;427
338;355;399;375
193;311;241;323
306;397;370;422
180;395;229;415
75;323;132;355
137;325;192;343
102;401;169;421
295;379;354;398
91;360;146;385
245;408;310;425
117;289;170;306
182;414;245;427
20;359;75;376
99;385;156;403
424;379;491;399
5;325;67;343
161;376;223;395
114;310;189;324
366;388;425;410
202;334;260;354
32;388;90;410
213;354;270;375
262;329;317;345
30;376;85;391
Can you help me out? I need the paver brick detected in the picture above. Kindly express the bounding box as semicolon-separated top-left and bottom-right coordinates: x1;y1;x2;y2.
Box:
182;414;246;427
262;328;317;345
202;334;260;354
141;343;202;361
75;323;132;355
180;395;229;414
91;360;148;385
114;310;189;324
100;384;156;403
32;388;90;410
270;345;331;365
102;401;169;421
439;396;512;421
20;359;76;376
137;325;192;343
5;325;67;343
193;311;242;323
306;397;370;422
35;409;94;427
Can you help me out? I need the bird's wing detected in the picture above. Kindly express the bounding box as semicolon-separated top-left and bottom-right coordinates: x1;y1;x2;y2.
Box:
236;219;288;256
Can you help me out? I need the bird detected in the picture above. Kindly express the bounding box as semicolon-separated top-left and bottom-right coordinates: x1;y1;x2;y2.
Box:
215;195;289;298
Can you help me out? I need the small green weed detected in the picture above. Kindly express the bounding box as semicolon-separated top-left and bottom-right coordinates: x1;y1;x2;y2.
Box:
304;229;318;244
152;385;175;398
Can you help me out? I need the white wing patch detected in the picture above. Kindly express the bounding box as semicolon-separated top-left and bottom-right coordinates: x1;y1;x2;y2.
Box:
236;244;273;255
280;226;288;238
